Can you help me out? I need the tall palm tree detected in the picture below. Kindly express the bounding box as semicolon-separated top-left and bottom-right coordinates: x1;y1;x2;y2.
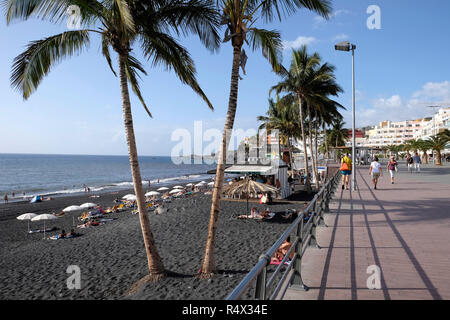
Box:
426;135;449;166
270;45;337;192
304;61;343;187
257;96;300;176
4;0;221;281
200;0;332;278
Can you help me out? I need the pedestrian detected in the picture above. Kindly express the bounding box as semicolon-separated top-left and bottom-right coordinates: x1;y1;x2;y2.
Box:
340;153;352;190
412;152;421;173
387;156;398;184
368;156;383;190
3;194;8;204
406;153;414;173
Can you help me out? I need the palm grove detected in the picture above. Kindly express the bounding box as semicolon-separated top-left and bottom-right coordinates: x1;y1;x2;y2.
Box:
4;0;345;283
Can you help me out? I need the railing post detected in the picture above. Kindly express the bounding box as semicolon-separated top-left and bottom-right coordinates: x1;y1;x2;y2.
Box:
317;193;327;227
309;201;321;249
290;219;308;291
254;254;270;300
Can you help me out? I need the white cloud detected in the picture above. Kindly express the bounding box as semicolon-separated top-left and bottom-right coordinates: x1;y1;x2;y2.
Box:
411;81;450;103
354;81;450;127
282;36;317;51
332;33;349;42
314;9;351;28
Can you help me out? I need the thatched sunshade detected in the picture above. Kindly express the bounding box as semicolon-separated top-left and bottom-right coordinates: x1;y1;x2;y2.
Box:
222;178;280;213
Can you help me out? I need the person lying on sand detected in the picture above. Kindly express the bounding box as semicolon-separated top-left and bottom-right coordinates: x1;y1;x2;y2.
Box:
238;207;261;219
271;237;294;264
77;220;101;228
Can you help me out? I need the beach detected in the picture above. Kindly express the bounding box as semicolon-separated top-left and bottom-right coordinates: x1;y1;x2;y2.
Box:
0;186;313;300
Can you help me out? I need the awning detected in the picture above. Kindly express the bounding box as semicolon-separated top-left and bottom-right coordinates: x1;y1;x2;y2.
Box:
224;165;277;175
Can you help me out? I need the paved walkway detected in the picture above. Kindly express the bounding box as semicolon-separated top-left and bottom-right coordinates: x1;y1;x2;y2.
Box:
284;164;450;300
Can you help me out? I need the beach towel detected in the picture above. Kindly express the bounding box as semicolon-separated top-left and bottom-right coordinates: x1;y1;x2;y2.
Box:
28;227;57;234
270;259;290;266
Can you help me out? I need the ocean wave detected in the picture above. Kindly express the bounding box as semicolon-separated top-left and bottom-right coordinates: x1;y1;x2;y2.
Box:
18;173;215;198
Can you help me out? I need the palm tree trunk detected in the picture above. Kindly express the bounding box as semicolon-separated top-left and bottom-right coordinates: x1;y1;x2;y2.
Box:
308;105;319;190
314;118;320;185
118;53;165;279
297;96;311;193
287;137;295;178
436;149;442;165
422;150;428;164
199;44;241;277
324;123;329;159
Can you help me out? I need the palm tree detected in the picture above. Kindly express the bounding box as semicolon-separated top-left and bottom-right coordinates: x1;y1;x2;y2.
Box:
304;61;343;187
270;46;343;189
257;96;300;176
328;118;348;149
426;135;449;166
200;0;332;278
4;0;220;281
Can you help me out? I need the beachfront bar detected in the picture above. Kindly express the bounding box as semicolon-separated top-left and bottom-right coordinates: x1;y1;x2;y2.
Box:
224;161;292;199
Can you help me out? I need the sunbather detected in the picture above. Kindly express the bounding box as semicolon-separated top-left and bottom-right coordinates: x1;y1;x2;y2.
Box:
238;207;260;219
271;237;294;264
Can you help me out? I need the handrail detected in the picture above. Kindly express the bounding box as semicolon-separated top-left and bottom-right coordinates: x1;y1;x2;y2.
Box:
226;167;341;300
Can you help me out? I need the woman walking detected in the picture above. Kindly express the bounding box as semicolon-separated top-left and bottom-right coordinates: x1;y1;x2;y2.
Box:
340;153;352;190
387;156;398;184
368;156;383;190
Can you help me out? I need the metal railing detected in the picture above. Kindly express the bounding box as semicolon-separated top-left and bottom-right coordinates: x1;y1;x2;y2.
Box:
226;168;341;300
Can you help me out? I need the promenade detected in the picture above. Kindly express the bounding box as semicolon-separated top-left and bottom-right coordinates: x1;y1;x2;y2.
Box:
284;163;450;300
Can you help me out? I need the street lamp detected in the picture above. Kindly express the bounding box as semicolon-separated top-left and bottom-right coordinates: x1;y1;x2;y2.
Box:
335;41;357;191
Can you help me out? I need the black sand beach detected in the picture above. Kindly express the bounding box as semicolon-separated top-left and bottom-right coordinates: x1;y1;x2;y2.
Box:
0;186;314;300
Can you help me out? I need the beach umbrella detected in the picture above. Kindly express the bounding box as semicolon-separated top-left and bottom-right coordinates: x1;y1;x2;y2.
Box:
125;195;137;201
31;214;58;239
62;205;82;212
173;185;184;189
145;191;160;196
207;182;215;186
122;194;135;199
222;178;280;213
200;181;206;183
169;189;182;194
80;202;97;209
186;183;193;187
195;182;205;187
157;187;169;191
17;213;37;232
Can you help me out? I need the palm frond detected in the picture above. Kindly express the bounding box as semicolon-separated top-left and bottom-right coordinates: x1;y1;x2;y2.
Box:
124;54;152;118
3;0;103;26
247;27;282;71
141;31;214;110
11;29;90;99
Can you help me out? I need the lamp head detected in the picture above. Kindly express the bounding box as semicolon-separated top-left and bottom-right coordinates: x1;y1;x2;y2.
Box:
335;41;351;51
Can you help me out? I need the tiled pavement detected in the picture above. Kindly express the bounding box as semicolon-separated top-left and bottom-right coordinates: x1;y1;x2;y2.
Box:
283;165;450;300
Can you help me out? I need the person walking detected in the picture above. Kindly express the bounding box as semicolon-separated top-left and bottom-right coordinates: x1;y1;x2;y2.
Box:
340;153;352;190
406;153;414;173
413;152;421;173
368;156;383;190
3;194;8;204
387;156;398;184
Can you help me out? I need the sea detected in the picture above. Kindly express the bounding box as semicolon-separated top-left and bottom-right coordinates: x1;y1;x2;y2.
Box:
0;153;217;201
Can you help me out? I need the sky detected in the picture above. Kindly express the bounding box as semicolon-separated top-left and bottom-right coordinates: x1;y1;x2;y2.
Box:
1;0;450;156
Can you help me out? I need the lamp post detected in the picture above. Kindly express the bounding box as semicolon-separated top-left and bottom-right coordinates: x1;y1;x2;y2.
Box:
335;41;357;191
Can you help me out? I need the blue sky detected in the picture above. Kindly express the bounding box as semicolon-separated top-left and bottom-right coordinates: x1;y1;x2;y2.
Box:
1;0;450;156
